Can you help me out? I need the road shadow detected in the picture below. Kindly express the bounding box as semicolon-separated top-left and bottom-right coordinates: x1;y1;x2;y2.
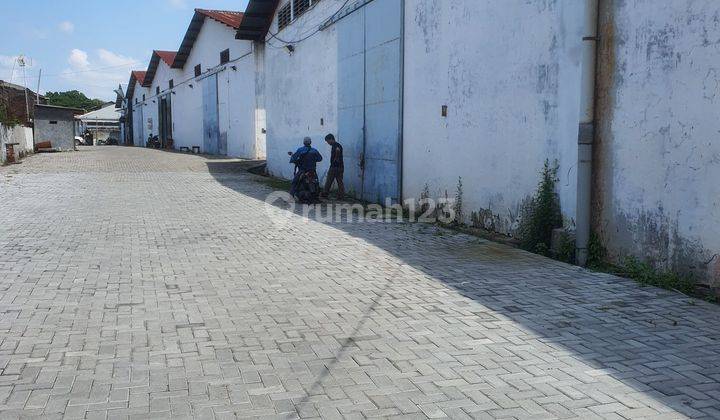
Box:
205;162;720;417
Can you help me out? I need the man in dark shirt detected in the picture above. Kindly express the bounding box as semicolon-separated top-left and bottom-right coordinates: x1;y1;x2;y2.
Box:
322;133;344;199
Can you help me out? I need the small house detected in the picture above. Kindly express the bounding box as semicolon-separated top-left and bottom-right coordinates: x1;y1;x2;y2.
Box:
34;104;83;151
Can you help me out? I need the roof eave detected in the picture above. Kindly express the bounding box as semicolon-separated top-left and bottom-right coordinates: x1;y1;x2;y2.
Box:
172;11;206;69
235;0;280;41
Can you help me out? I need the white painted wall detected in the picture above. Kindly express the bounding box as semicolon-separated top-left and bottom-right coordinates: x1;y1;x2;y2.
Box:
403;0;585;233
170;18;263;158
594;0;720;286
0;123;33;163
264;0;585;218
264;0;340;180
170;70;202;151
219;40;256;158
254;43;267;159
131;82;149;145
147;61;181;138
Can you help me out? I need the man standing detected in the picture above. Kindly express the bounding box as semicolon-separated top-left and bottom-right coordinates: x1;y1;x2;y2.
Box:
323;133;344;199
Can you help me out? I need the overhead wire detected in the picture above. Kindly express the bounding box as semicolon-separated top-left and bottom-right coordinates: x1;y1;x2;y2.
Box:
25;61;142;78
265;0;352;47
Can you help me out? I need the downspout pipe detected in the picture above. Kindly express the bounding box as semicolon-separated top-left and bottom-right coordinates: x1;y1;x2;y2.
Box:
576;0;600;266
398;0;405;204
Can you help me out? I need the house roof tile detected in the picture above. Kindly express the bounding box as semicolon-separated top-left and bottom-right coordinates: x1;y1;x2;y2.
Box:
172;9;244;69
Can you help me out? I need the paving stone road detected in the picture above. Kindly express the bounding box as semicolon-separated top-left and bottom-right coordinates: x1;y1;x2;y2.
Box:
1;146;719;419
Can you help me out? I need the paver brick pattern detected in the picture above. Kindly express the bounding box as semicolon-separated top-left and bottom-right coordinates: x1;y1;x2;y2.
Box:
0;147;719;419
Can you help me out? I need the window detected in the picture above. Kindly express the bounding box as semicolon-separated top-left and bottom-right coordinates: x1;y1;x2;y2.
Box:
293;0;310;18
194;64;201;77
169;79;174;89
278;0;318;31
156;86;160;95
49;121;57;124
135;98;138;104
220;49;230;64
278;3;291;30
142;94;145;101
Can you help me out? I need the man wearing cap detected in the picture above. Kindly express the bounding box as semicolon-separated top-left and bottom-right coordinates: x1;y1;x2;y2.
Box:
288;137;323;197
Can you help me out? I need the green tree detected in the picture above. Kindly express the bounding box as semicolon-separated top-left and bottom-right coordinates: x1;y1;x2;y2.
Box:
45;90;105;111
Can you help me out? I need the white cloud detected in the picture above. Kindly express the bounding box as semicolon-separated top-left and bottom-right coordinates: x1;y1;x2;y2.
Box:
68;49;89;69
58;21;75;34
97;49;134;67
60;48;138;100
167;0;187;9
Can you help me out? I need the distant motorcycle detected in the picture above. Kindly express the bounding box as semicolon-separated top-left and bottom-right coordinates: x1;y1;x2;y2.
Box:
146;135;160;149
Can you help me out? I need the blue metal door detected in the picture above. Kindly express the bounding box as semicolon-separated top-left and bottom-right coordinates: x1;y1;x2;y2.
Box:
337;6;366;199
337;0;402;203
362;0;402;204
135;106;144;146
202;74;220;155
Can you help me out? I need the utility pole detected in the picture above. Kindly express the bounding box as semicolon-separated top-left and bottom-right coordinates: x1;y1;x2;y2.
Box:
36;69;42;105
18;56;30;123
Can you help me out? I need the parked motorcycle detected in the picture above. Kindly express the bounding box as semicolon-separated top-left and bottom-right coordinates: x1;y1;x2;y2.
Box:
293;169;321;204
146;135;161;149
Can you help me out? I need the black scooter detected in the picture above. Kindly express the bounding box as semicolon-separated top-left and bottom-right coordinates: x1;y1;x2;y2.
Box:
288;150;321;204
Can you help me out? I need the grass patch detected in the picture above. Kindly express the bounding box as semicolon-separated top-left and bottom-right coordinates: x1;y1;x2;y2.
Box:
586;234;716;301
255;175;292;191
619;256;696;295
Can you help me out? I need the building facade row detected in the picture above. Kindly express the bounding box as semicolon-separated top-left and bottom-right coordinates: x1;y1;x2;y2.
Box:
124;9;265;159
124;0;720;289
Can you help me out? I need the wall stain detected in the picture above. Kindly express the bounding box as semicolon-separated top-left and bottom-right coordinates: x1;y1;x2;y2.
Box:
592;0;619;250
593;1;720;289
470;194;531;237
612;208;719;288
644;24;680;71
414;1;440;54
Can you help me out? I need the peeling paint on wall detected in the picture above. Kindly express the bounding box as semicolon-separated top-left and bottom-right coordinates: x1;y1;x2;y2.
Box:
594;0;720;288
403;0;584;237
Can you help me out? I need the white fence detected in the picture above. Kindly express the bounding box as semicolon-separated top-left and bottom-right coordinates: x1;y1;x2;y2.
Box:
0;123;33;164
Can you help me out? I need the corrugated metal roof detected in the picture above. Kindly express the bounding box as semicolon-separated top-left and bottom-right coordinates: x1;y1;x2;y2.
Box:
172;9;244;69
0;79;45;98
35;104;85;113
78;104;121;122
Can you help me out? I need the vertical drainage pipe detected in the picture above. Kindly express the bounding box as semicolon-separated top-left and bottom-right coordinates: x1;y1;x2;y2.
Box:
398;0;405;204
576;0;600;266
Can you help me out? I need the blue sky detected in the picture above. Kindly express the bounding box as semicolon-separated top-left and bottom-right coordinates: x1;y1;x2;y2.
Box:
0;0;249;100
